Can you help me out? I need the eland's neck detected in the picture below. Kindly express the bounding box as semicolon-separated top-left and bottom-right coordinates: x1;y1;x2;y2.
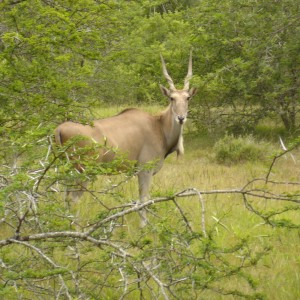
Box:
159;104;184;157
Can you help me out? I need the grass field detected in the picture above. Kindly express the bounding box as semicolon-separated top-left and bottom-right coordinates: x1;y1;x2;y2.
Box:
1;105;299;299
74;105;300;299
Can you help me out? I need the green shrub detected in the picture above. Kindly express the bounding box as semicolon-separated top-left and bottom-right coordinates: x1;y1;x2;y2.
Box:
214;134;270;164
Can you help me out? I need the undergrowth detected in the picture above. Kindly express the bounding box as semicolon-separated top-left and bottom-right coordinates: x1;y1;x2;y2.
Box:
213;134;273;165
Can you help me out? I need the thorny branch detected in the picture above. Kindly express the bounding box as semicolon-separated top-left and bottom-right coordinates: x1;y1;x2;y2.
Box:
1;177;299;275
9;239;72;300
0;142;299;299
1;181;298;246
1;152;299;245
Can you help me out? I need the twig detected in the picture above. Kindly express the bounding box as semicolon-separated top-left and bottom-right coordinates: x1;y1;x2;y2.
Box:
279;136;296;163
119;267;128;300
172;199;193;232
141;261;169;300
192;188;207;237
9;239;72;300
266;143;298;182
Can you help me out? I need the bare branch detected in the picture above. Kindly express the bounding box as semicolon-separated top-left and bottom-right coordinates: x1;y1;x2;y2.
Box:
172;199;193;232
9;239;72;299
279;136;296;163
266;143;299;182
192;188;207;237
141;261;169;300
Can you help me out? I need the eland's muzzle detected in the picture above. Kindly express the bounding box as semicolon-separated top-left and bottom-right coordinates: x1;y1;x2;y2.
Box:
177;116;186;124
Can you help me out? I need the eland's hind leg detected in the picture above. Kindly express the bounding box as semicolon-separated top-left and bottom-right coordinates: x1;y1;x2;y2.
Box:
64;181;88;208
70;181;88;202
64;181;88;231
65;182;87;203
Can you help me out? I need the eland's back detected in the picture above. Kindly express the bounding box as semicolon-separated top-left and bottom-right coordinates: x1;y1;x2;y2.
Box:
55;108;165;164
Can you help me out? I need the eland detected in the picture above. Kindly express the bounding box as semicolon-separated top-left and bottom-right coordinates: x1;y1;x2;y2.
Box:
55;53;197;226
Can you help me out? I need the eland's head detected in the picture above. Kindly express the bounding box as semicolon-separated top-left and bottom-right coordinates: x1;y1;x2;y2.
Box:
160;52;197;125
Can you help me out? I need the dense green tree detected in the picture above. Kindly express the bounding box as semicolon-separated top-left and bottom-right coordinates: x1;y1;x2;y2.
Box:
186;0;300;133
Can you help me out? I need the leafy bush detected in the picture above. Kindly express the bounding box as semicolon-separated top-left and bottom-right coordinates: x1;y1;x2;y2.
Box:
214;134;270;164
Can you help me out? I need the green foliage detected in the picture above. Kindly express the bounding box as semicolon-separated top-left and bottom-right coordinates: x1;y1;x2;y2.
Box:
0;0;299;299
188;0;300;132
213;134;271;164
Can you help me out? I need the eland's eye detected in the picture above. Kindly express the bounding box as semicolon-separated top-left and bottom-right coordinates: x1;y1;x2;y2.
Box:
170;97;174;101
187;97;191;101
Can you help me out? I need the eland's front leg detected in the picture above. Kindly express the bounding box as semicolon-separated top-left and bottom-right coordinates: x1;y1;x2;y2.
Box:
138;171;153;227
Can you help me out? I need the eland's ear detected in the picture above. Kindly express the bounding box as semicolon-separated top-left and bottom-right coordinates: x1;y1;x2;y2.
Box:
189;87;198;98
160;84;171;98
